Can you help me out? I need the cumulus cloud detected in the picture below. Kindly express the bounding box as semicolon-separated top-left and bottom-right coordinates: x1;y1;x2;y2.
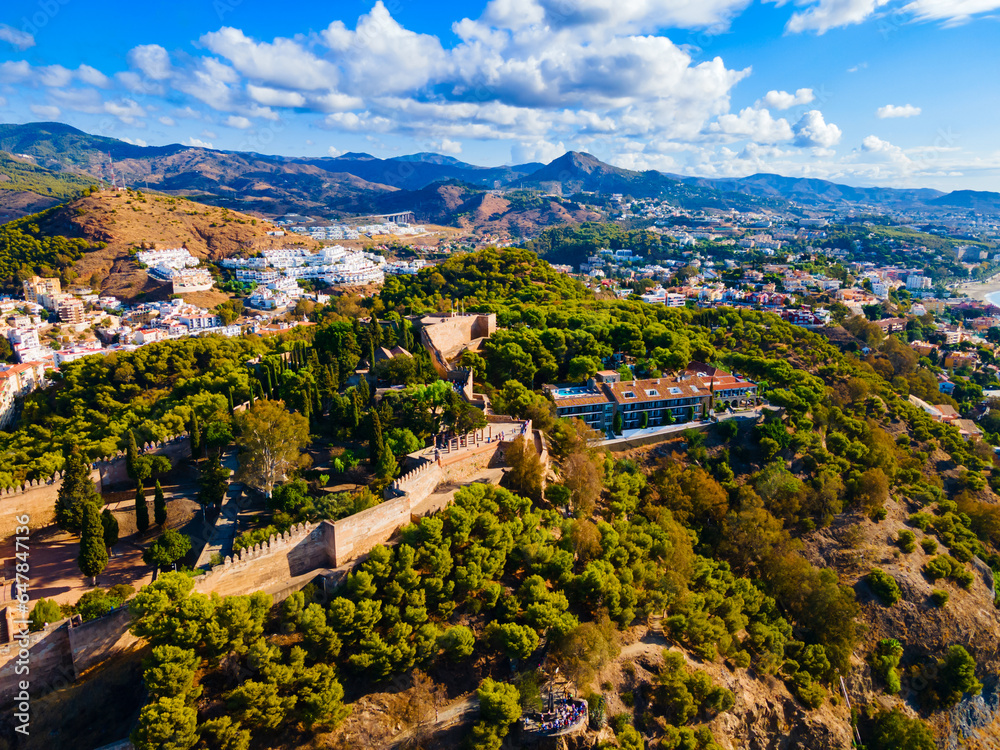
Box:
761;88;814;109
707;107;794;142
877;103;921;118
792;110;842;147
0;24;34;50
127;45;172;80
785;0;890;34
120;136;148;147
327;146;343;157
201;27;339;90
30;104;60;119
104;98;145;124
225;115;252;129
184;136;214;148
77;65;110;88
903;0;1000;25
511;140;568;164
429;138;462;155
159;116;176;126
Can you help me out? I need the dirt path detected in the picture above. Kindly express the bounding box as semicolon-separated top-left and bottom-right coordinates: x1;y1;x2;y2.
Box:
388;694;477;748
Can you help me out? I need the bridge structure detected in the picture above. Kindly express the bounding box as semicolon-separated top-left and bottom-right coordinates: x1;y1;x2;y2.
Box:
366;211;416;224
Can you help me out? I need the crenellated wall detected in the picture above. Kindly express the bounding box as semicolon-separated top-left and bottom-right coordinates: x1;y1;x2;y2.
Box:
0;435;190;540
192;522;331;599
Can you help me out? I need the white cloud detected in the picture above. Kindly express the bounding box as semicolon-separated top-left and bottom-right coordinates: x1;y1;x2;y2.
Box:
481;0;755;33
120;136;149;147
77;65;110;88
246;85;306;109
903;0;1000;25
184;136;214;148
30;104;60;119
225;115;252;129
707;107;794;142
511;140;567;164
201;27;339;90
201;130;218;139
0;25;34;51
429;138;462;155
785;0;890;34
104;98;146;124
761;88;814;109
159;116;176;126
127;45;172;80
323;1;448;95
0;97;6;107
877;103;921;118
847;62;867;73
38;65;73;88
792;110;842;147
327;146;343;157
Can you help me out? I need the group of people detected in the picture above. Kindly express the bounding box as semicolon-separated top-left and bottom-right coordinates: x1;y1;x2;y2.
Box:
533;699;586;734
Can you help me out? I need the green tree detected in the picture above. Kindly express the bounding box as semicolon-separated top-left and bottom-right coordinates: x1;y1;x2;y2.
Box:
78;501;109;583
126;429;139;483
142;645;202;701
55;445;100;533
28;598;62;631
476;677;521;734
198;453;229;511
101;508;119;551
234;400;310;496
189;412;201;458
153;480;167;526
142;529;192;571
870;708;936;750
135;483;150;534
131;696;198;750
439;625;475;661
933;645;982;708
369;408;398;479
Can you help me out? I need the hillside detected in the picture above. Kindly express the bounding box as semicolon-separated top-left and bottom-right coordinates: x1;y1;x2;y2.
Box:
517;151;674;197
20;189;316;299
0;150;95;221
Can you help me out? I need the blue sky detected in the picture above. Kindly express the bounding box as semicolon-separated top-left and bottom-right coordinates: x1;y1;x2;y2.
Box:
0;0;998;190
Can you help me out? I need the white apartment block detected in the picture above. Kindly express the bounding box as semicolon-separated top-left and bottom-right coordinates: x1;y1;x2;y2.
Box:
180;314;222;330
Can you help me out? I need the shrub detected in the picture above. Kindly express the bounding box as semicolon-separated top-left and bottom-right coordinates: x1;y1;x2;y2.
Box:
870;639;903;694
867;569;902;605
28;598;62;631
869;708;936;750
931;645;982;709
920;537;938;554
923;555;974;589
930;590;949;608
896;530;917;553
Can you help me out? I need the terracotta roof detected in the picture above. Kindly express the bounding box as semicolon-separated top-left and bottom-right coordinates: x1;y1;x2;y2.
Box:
606;376;710;405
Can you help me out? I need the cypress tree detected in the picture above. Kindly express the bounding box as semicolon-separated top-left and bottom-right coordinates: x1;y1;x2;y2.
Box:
101;508;119;553
153;480;167;526
330;360;340;392
357;374;370;407
350;389;362;433
79;503;109;583
370;409;398;479
264;367;273;398
189;412;201;459
55;445;100;533
227;387;235;414
135;483;149;534
125;430;139;482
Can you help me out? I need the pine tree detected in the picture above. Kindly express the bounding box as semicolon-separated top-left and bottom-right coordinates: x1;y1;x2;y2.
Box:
79;502;109;583
189;412;201;459
101;508;119;552
55;445;101;533
135;483;150;534
198;453;229;511
154;480;167;526
126;429;139;483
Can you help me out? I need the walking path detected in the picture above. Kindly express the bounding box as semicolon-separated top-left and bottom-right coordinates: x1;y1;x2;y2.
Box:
389;695;477;748
193;450;244;569
597;408;762;449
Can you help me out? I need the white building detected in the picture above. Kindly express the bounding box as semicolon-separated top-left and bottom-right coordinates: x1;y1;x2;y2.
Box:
180;314;222;330
907;274;932;291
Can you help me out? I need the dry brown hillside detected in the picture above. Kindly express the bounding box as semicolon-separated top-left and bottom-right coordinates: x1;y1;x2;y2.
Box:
36;189;317;300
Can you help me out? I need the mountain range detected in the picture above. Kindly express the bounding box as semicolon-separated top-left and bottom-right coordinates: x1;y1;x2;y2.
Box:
1;122;998;224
